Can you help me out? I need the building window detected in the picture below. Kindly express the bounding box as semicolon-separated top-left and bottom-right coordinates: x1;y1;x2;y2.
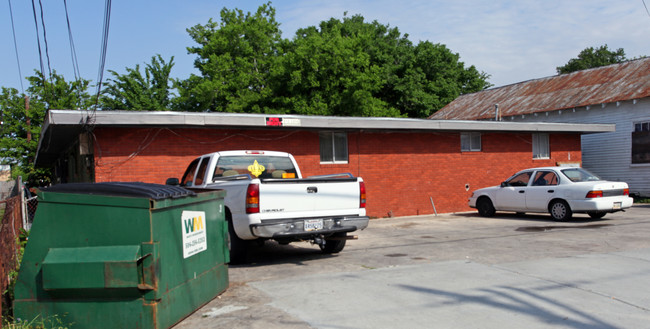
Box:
632;122;650;164
461;132;481;151
320;132;348;163
532;133;549;159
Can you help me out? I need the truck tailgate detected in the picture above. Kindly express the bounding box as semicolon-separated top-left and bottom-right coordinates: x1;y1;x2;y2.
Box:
258;178;361;219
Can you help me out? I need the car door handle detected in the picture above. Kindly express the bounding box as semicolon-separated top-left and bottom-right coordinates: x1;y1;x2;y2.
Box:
518;190;525;194
307;186;318;193
547;190;554;193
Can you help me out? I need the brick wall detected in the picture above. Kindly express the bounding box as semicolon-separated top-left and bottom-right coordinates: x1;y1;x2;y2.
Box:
93;127;581;218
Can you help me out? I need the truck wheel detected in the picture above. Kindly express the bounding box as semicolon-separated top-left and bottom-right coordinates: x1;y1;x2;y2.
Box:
227;219;249;264
320;233;346;254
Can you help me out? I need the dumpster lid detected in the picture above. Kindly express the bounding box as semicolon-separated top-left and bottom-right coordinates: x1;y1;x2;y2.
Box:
42;182;196;200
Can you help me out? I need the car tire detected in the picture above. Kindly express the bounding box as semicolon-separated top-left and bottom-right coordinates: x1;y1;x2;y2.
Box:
549;200;572;221
227;218;249;264
320;232;347;254
477;197;496;217
588;211;607;219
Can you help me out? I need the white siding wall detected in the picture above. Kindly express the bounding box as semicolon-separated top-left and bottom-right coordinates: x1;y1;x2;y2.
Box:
507;97;650;197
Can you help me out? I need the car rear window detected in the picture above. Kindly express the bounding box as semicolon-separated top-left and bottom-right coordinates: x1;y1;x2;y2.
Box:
560;168;602;182
213;156;298;179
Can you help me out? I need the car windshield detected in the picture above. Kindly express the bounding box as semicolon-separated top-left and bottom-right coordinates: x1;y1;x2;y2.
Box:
560;167;602;182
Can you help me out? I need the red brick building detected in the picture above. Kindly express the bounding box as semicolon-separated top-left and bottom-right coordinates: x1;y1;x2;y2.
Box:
35;110;613;218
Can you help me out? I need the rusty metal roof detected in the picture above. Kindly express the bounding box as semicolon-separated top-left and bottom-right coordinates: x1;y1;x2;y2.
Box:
430;57;650;120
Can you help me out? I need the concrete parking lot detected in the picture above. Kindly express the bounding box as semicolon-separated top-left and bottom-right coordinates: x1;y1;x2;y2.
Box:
175;205;650;328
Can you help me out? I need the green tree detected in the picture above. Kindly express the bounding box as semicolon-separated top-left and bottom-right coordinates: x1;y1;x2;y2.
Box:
102;55;175;111
399;41;491;118
175;3;491;117
274;14;491;117
272;15;404;117
556;45;627;74
175;2;282;112
0;71;90;185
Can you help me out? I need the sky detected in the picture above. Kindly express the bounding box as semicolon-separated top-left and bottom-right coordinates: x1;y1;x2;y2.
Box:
1;0;649;94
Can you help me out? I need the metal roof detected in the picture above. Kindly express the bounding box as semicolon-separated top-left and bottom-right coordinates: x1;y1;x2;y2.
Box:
35;110;615;167
430;57;650;120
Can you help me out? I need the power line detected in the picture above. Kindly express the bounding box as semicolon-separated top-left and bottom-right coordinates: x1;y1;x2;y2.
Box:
63;0;81;81
7;0;24;93
63;0;83;107
30;0;46;87
94;0;112;109
643;0;650;18
37;0;52;82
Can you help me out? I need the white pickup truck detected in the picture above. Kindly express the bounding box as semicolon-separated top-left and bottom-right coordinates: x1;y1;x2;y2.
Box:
167;150;369;263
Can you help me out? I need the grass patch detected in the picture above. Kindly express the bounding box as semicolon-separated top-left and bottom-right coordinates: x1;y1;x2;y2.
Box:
2;314;72;329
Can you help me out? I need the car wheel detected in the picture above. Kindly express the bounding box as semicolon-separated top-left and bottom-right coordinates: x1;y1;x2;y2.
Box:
477;197;496;217
227;218;249;264
320;232;347;254
549;200;572;221
588;211;607;219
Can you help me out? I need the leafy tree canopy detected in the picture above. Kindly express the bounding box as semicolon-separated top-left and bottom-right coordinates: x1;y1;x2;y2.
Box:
175;3;282;113
0;71;91;185
176;3;491;117
101;55;175;111
556;45;627;74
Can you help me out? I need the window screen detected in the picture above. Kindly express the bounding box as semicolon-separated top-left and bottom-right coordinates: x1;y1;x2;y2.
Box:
320;132;348;163
461;132;481;151
532;133;549;159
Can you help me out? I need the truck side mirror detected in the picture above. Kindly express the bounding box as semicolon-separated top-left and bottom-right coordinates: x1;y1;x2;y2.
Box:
165;178;179;186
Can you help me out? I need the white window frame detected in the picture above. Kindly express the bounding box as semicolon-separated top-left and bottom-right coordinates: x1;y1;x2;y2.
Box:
319;132;348;164
532;133;550;159
461;132;481;152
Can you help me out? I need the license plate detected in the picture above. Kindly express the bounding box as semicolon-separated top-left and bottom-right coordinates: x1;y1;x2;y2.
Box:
304;219;323;231
613;202;622;210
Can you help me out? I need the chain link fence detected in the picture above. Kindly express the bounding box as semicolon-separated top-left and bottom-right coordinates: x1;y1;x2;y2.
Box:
0;178;35;319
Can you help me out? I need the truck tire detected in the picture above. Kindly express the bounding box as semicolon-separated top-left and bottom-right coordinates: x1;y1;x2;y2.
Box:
320;233;346;254
227;219;249;264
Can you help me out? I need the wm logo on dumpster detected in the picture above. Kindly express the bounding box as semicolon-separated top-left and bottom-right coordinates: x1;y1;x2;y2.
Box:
181;210;207;258
184;215;204;234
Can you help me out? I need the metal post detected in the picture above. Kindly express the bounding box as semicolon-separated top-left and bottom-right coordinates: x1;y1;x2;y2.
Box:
430;197;438;216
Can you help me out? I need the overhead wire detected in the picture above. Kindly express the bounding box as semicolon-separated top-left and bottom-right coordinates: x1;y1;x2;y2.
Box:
7;0;24;94
93;0;112;111
63;0;83;108
30;0;46;92
37;0;53;82
643;0;650;18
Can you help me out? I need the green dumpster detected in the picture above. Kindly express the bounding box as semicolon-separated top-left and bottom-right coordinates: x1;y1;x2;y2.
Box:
14;182;229;329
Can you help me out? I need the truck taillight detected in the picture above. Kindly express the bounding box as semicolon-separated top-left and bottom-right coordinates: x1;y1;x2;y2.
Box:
624;188;629;196
246;183;260;213
360;181;366;208
586;190;603;198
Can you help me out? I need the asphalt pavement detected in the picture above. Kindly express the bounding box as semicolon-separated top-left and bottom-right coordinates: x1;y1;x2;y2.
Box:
175;205;650;329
